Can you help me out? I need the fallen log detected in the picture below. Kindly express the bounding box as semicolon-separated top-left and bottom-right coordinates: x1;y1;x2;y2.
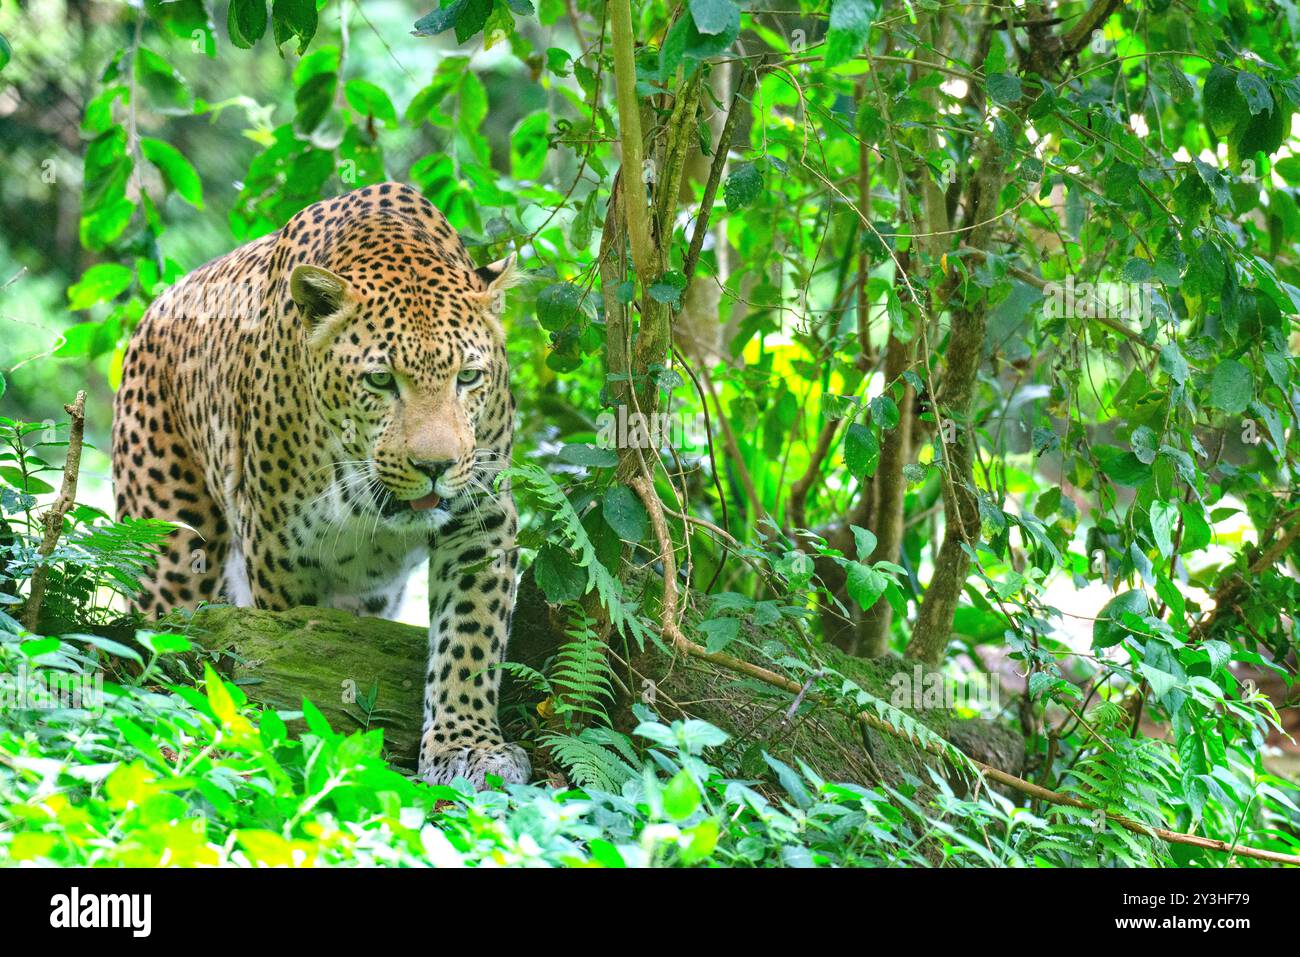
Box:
180;572;562;768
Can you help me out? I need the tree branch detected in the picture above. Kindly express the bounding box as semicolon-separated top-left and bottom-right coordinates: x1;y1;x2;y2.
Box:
24;391;86;633
683;68;755;282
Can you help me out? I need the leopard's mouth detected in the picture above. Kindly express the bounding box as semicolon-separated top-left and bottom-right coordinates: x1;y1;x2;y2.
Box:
375;486;444;518
408;490;442;511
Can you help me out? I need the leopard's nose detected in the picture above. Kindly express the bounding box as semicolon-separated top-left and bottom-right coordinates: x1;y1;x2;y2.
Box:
410;458;455;480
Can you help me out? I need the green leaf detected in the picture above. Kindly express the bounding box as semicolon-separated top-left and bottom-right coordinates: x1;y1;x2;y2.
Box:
1093;590;1149;649
1150;500;1178;560
663;769;702;820
1129;425;1158;465
204;663;240;726
228;0;269;49
825;0;875;69
698;616;740;652
1208;359;1253;415
67;263;133;310
139;632;192;654
0;33;12;72
850;525;877;560
1139;659;1180;701
19;637;61;658
272;0;318;53
413;2;462;36
762;752;812;808
661;6;740;67
145;0;214;55
1121;257;1154;283
135;47;192;115
569;190;597;250
141;138;204;208
844;423;879;478
455;0;493;43
1203;66;1245;136
533;541;587;602
869;395;900;429
76;633;143;665
1094;446;1149;487
417;0;494;43
1159;342;1189;385
537;282;585;331
558;443;617;468
688;0;739;36
294;71;338;137
545;47;572;76
260;709;288;745
1235;72;1273;115
602;485;647;543
846;562;887;611
1178;501;1211;554
1236;96;1290;158
723;161;762;210
987;73;1023;104
0;467;54;494
648;270;687;306
301;697;335;737
510;110;549;180
344;79;398;126
112;717;167;767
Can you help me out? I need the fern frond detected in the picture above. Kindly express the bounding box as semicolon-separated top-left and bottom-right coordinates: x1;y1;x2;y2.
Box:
540;727;640;791
494;661;552;696
1029;736;1179;866
552;611;615;720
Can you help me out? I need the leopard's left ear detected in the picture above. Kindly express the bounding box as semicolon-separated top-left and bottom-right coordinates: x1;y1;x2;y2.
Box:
290;264;357;346
472;254;520;324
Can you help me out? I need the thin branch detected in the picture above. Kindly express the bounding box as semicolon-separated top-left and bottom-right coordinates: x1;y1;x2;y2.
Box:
683;68;755;281
24;391;87;633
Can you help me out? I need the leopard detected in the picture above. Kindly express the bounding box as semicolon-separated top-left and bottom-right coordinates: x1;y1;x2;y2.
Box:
111;181;529;788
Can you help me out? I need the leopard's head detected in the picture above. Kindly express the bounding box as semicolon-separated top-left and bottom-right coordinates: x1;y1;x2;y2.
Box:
288;224;517;527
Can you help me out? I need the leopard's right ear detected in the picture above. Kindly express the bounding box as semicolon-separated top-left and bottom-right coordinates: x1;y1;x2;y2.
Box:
290;264;355;341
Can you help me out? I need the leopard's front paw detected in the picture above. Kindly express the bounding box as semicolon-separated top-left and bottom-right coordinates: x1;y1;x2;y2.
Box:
419;734;531;789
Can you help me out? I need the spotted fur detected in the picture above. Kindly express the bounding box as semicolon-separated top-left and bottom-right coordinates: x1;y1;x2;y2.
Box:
111;182;528;787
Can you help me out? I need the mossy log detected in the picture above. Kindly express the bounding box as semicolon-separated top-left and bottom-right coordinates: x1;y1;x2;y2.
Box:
178;573;1025;790
185;604;431;765
181;574;562;769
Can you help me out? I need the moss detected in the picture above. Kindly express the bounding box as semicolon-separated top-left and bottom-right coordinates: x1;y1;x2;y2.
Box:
179;604;428;766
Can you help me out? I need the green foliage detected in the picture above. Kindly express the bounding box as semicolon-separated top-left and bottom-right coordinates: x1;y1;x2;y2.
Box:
2;0;1300;869
508;463;651;648
0;628;1066;868
0;418;172;627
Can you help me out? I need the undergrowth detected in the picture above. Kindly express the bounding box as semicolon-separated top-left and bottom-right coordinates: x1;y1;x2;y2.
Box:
0;619;1140;868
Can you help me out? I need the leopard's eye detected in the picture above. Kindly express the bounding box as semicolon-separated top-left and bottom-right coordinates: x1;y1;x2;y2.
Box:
457;368;484;387
363;371;396;392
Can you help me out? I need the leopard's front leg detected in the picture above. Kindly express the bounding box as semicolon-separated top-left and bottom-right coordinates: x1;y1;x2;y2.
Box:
419;499;529;788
